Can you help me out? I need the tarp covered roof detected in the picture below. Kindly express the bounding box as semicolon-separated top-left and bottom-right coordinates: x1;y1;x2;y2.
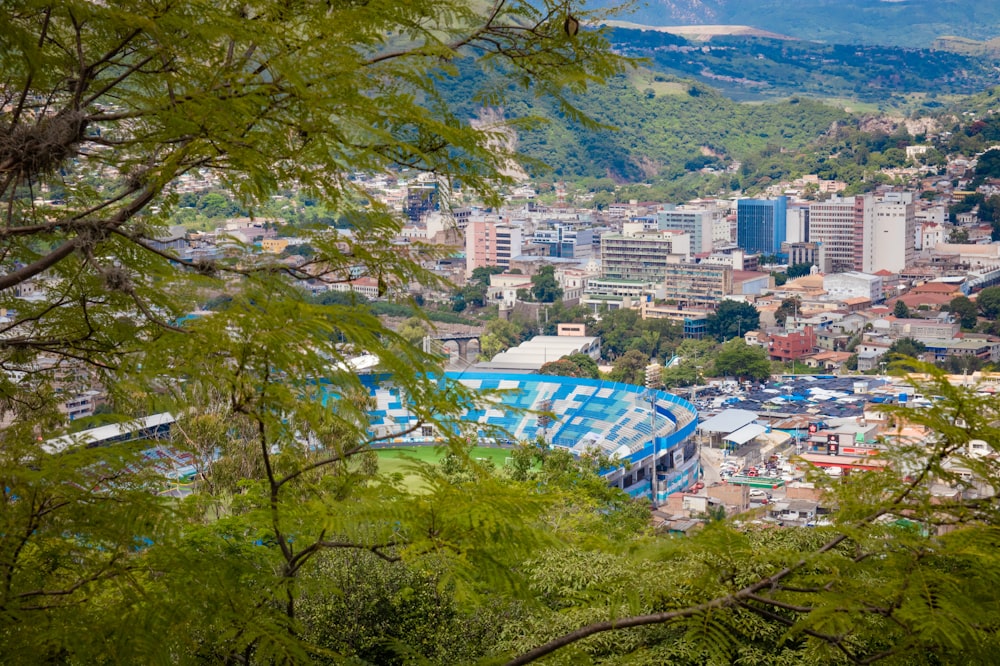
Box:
698;409;759;434
724;423;767;446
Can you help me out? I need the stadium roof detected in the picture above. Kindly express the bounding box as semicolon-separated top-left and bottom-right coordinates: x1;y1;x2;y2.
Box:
698;409;759;434
43;413;175;454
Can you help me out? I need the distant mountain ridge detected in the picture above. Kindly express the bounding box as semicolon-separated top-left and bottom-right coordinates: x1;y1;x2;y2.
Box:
588;0;1000;47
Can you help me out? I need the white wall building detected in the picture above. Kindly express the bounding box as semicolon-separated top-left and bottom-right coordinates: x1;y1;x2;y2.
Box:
656;206;717;254
823;271;884;303
869;194;916;273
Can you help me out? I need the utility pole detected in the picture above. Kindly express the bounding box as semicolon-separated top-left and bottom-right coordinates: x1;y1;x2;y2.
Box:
646;389;658;508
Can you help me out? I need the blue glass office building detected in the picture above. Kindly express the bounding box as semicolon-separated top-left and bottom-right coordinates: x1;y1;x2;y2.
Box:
737;196;787;255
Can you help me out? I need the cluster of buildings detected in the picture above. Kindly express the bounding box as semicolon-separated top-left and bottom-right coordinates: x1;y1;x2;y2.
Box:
659;367;1000;533
359;174;996;366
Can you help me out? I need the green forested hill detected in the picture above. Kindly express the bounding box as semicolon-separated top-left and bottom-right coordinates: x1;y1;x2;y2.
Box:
445;72;849;183
607;28;1000;103
588;0;1000;48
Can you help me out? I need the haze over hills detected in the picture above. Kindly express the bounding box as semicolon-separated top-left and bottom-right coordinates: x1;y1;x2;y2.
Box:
589;0;1000;47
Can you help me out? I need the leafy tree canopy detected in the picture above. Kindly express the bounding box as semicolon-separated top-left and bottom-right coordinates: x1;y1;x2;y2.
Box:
0;0;628;661
608;349;649;386
712;338;772;382
977;286;1000;319
707;301;761;341
531;265;563;303
949;295;979;329
887;337;928;360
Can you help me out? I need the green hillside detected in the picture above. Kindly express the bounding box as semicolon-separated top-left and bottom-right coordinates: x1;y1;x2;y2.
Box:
440;69;849;183
607;28;1000;103
587;0;1000;48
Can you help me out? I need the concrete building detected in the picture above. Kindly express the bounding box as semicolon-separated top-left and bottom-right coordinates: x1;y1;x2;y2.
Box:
732;270;771;296
918;222;944;251
890;318;960;341
661;262;733;308
785;204;809;244
480;335;601;371
766;327;817;361
869;193;916;273
737;196;787;255
809;194;871;273
600;228;691;281
823;272;884;303
465;220;523;276
921;338;1000;364
781;241;825;268
530;225;593;260
657;206;716;254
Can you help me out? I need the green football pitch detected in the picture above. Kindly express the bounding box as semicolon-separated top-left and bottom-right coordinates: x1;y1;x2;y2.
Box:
374;446;512;491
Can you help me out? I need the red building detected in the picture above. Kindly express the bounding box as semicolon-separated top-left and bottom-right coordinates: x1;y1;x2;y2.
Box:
766;326;817;361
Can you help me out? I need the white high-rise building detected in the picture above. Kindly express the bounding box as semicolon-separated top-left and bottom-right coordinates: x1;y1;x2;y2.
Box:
656;206;717;254
785;205;809;244
869;193;915;273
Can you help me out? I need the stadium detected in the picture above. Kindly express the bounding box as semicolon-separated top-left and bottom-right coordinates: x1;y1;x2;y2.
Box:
365;372;701;502
47;373;702;503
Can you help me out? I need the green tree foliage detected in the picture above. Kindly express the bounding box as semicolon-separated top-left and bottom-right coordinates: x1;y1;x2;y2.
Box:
591;308;682;360
661;361;702;389
949;295;979;329
565;353;601;379
774;296;801;327
712;338;772;382
480;318;530;360
530;265;563;303
0;0;628;661
949;227;970;244
538;300;592;336
608;349;649;386
540;352;600;379
396;317;430;346
887;337;928;360
893;300;912;318
538;358;585;377
707;301;761;341
298;550;514;665
975;148;1000;179
977;286;1000;319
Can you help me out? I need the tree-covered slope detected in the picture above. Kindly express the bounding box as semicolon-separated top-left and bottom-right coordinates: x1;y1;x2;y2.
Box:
447;73;849;182
589;0;1000;47
607;28;1000;102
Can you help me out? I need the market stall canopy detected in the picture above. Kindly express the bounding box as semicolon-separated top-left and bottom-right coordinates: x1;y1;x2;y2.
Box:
724;423;768;446
698;409;759;434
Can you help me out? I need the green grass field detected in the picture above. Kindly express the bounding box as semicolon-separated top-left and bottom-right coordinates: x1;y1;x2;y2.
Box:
374;446;513;492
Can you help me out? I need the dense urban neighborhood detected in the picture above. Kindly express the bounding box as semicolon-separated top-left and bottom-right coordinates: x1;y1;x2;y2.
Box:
6;1;1000;664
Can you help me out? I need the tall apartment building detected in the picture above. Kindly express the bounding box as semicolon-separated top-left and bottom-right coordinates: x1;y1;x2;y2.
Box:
600;229;691;281
662;262;734;308
465;220;523;276
656;206;716;254
808;193;915;274
736;197;787;255
870;193;916;273
785;205;809;244
808;195;868;273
